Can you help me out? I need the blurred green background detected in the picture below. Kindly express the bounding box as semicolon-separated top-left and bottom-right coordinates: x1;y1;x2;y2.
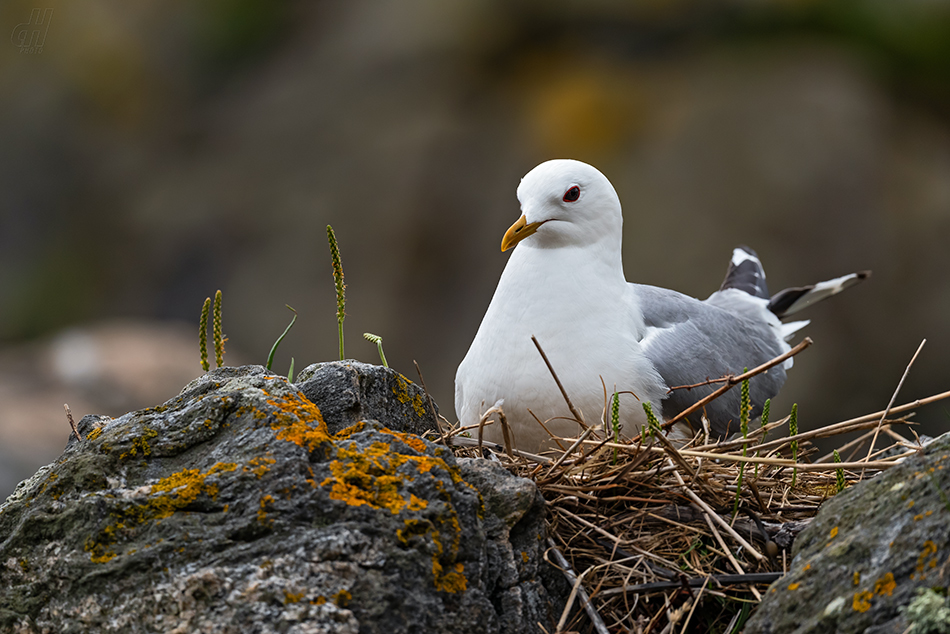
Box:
2;0;949;497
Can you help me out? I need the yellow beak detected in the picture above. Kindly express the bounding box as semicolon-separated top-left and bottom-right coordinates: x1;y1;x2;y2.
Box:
501;215;547;252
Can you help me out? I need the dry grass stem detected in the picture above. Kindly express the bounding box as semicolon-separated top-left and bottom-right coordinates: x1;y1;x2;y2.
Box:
64;403;81;441
864;338;926;465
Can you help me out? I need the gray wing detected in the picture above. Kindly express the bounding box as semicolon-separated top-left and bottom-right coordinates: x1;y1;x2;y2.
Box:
633;284;787;437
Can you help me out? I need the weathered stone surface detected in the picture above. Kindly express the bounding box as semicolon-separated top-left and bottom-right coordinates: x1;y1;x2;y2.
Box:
0;365;564;633
294;361;437;437
745;433;950;634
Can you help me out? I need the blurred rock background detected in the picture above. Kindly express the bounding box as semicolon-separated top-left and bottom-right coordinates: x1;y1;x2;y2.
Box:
1;0;948;498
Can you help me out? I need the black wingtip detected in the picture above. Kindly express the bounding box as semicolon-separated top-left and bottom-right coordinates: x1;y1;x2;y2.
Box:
719;245;770;300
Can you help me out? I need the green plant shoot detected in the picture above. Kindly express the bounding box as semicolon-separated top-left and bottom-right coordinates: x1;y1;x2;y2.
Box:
266;305;298;371
610;391;620;464
363;333;388;367
213;289;225;368
288;357;295;382
833;449;845;492
327;225;346;361
642;402;661;440
199;297;211;371
734;375;750;519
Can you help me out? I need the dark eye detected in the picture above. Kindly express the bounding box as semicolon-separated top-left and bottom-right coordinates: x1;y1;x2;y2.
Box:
563;185;580;202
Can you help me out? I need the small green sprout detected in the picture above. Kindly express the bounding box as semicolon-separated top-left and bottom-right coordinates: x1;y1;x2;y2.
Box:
212;289;225;368
642;402;661;440
363;332;388;367
833;449;845;492
327;225;346;361
610;391;620;464
266;305;298;371
287;357;295;382
199;297;211;371
734;375;750;519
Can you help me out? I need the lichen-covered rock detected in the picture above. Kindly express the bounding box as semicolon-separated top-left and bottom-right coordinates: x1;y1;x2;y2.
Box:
745;433;950;634
294;361;437;436
0;365;564;633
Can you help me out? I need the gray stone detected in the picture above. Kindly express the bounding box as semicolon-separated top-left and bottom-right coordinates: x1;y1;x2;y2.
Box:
745;433;950;634
0;365;564;633
294;361;438;437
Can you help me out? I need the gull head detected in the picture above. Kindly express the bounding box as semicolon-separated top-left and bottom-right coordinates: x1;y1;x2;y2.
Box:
502;159;622;252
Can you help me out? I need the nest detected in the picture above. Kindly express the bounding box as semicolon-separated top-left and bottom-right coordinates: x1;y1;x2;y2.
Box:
440;338;949;634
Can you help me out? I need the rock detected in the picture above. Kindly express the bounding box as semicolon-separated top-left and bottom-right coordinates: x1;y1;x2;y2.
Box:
0;365;565;633
294;361;438;437
745;433;950;634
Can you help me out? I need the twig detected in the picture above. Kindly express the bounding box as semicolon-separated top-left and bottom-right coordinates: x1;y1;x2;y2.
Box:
64;404;81;441
448;435;552;464
599;573;782;597
864;339;926;465
529;408;568;451
815;427;887;464
648;338;812;437
670;462;765;563
544;426;598;478
679;574;710;634
532;335;588;428
547;538;611;634
414;360;446;444
808;389;950;436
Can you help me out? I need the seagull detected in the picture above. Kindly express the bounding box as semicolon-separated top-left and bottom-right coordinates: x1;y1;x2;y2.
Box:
455;159;869;451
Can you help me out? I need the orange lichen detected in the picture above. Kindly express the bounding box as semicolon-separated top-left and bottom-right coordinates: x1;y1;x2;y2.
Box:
320;440;444;514
333;589;352;607
244;456;276;479
335;422;367;439
916;540;938;577
435;562;467;594
149;462;237;519
788;583;800;591
853;572;861;586
262;392;332;452
853;591;873;613
382;428;428;454
430;516;466;593
873;573;895;597
120;427;159;459
312;596;328;605
283;590;306;604
397;517;467;593
86;426;104;441
84;462;237;563
392;374;428;418
258;495;275;525
829;527;838;539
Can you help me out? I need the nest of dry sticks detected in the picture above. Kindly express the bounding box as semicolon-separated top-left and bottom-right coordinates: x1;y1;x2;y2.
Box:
440;337;950;634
